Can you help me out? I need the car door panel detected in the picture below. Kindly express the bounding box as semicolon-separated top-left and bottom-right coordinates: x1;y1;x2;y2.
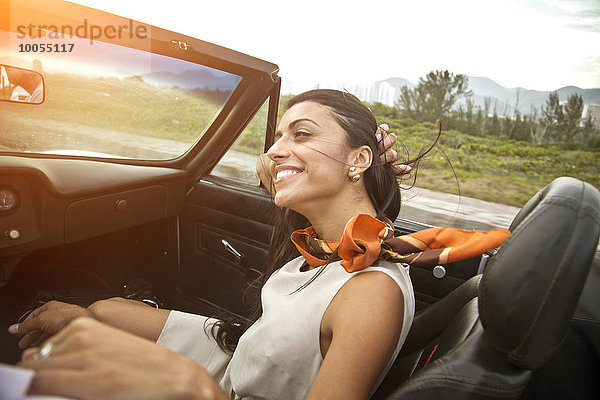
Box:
175;177;273;320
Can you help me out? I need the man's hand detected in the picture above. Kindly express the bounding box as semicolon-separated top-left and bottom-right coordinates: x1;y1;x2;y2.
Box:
20;318;228;400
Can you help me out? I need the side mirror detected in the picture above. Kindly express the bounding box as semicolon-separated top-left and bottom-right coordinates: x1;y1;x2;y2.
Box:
0;65;45;104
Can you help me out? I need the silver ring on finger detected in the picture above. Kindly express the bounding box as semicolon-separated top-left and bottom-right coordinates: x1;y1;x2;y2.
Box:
32;342;54;360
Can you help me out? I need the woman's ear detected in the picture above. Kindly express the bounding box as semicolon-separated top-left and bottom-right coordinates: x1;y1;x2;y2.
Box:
349;145;373;176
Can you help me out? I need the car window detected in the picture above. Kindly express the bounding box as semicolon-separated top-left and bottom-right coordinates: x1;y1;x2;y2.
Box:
0;29;241;160
211;98;269;186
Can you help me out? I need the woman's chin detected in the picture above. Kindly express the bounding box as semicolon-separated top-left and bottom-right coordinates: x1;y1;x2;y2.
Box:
274;193;303;214
273;192;291;209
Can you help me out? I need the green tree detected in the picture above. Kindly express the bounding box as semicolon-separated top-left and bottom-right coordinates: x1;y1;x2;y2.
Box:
421;70;473;120
464;98;475;135
581;112;597;145
528;107;547;145
486;113;501;136
397;86;415;117
563;93;584;142
502;114;513;138
542;91;564;142
397;70;473;121
368;102;398;119
512;112;529;141
474;108;484;136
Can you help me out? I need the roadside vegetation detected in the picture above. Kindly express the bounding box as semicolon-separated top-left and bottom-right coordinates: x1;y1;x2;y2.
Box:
392;70;599;147
370;117;599;207
365;70;600;207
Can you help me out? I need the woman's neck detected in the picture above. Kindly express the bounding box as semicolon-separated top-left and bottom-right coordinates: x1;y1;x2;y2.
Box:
305;195;377;241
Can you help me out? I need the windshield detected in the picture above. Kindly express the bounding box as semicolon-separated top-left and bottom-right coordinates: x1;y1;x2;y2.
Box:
0;30;242;159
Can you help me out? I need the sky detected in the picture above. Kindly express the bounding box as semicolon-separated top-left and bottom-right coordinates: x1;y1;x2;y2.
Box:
71;0;600;93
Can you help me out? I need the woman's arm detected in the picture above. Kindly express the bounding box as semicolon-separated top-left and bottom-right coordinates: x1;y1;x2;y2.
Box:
9;297;170;348
88;297;170;341
307;271;405;400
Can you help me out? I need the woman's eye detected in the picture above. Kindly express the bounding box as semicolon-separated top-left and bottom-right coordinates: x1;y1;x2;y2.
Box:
294;130;311;138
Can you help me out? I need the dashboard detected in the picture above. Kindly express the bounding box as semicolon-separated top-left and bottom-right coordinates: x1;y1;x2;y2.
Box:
0;155;187;269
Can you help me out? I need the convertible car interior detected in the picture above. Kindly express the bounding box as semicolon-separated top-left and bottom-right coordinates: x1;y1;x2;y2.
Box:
1;1;599;398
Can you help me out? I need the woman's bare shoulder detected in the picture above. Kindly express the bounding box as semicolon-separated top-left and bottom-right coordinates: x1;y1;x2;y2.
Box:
326;270;404;330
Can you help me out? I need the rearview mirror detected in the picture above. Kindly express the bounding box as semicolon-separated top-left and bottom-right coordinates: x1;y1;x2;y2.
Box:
0;65;45;104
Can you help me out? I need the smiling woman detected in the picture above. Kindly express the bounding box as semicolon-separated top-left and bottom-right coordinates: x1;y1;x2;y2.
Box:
203;90;413;399
11;89;510;400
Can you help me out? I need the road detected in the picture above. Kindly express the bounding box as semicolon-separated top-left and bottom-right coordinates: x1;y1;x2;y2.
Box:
397;186;520;230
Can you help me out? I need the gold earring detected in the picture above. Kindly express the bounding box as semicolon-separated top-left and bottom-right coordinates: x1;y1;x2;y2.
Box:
351;174;361;182
349;166;356;173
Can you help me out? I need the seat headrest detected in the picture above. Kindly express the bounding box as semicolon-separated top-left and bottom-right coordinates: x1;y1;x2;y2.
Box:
478;177;600;370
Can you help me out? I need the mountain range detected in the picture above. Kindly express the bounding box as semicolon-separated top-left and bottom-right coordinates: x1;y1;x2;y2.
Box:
379;76;600;116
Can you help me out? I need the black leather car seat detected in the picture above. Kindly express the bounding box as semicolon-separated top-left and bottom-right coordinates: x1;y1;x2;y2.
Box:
515;177;600;399
384;177;600;399
521;247;600;399
372;274;482;399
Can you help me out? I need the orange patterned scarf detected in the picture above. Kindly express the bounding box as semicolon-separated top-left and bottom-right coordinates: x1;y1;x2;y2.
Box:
291;214;510;273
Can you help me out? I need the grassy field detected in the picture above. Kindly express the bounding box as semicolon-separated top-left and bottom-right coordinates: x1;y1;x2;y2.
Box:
1;73;225;143
377;117;600;207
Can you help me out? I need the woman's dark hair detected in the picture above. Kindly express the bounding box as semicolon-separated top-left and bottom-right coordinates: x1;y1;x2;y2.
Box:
211;89;427;353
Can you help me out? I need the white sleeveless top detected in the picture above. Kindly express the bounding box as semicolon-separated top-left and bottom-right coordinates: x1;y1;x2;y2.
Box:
157;256;414;400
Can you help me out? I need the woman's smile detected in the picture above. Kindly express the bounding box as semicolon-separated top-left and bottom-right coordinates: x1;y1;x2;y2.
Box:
274;166;304;184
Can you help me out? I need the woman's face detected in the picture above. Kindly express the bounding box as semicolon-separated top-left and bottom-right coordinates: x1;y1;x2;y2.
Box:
266;101;354;214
